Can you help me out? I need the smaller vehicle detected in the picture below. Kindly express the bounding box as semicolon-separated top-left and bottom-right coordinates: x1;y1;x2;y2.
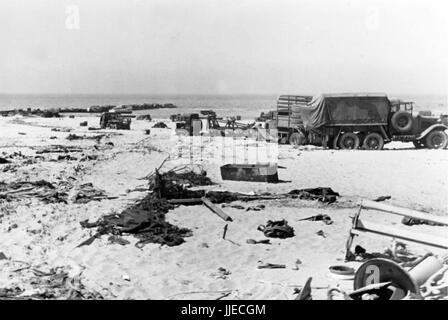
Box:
100;112;131;130
174;113;201;136
173;112;254;137
389;100;447;149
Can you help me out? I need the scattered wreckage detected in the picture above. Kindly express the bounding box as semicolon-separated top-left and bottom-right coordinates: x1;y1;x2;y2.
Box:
172;111;254;137
78;162;340;248
324;200;448;300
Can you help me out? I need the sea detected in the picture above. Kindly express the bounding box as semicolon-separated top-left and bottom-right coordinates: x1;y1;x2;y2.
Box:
0;93;446;120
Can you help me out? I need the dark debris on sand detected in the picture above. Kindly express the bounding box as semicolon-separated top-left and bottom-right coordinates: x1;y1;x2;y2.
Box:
79;166;212;247
79;164;339;248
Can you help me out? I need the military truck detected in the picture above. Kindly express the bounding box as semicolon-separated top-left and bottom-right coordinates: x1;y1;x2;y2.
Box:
282;93;447;150
99;112;131;130
274;95;313;144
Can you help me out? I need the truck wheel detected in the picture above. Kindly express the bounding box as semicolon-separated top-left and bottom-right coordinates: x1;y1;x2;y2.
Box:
289;132;305;146
413;140;425;149
362;133;384;150
391;111;413;133
425;130;448;149
338;132;360;150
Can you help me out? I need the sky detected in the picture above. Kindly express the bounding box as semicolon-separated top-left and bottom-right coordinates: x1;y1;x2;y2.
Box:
0;0;447;95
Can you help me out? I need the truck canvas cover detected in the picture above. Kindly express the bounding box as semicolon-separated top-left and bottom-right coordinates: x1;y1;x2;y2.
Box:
299;93;391;130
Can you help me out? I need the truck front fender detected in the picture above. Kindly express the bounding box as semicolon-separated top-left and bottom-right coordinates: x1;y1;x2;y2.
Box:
416;124;448;140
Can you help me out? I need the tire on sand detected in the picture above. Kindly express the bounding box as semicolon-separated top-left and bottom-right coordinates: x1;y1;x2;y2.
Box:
413;140;425;149
362;132;384;150
338;132;360;150
289;132;305;146
391;111;413;133
425;130;448;149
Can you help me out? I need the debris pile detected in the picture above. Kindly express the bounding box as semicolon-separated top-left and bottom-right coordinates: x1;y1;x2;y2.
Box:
258;220;295;239
66;134;105;141
79;162;339;248
0;180;68;203
73;183;111;204
288;188;339;204
79;165;213;247
79;192;191;247
0;157;11;164
35;145;84;154
149;165;214;200
0;267;102;300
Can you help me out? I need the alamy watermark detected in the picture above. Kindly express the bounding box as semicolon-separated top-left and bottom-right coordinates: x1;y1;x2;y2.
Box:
65;5;80;30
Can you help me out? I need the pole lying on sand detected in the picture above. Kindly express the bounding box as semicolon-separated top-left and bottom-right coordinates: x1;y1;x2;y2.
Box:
167;198;203;205
201;197;233;222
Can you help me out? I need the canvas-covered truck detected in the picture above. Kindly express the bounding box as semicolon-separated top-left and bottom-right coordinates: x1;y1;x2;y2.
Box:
288;93;448;150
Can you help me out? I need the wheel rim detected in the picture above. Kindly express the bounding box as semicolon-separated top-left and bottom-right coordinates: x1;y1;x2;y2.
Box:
342;137;355;149
431;134;443;148
397;116;409;128
366;137;379;149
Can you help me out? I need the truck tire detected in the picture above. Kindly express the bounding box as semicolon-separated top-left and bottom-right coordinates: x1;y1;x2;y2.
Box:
338;132;360;150
289;132;305;146
413;140;425;149
362;133;384;150
425;130;448;149
391;111;413;133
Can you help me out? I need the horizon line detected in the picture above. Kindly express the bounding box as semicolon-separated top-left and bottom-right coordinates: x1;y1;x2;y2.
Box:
0;92;447;97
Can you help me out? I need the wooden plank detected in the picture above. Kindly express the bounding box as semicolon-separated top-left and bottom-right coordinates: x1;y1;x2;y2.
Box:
277;103;307;108
277;101;309;105
0;187;35;196
361;200;448;226
202;197;233;222
278;95;312;100
353;220;448;249
278;100;309;105
168;198;203;205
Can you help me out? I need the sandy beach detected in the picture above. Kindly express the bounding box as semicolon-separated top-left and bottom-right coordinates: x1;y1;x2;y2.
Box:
0;114;447;300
